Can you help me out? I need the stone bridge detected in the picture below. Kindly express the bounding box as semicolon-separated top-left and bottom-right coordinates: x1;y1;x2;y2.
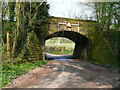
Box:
44;17;97;60
29;16;116;65
48;17;96;38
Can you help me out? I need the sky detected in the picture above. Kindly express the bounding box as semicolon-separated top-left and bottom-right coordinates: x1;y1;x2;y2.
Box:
47;0;95;20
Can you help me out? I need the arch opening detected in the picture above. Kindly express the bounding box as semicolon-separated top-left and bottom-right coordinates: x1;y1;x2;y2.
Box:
45;37;75;55
44;31;89;60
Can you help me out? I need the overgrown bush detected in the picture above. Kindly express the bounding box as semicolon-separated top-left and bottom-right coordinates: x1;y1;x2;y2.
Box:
89;28;119;68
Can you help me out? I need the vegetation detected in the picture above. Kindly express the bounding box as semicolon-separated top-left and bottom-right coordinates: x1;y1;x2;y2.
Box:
1;1;50;88
2;1;50;61
44;46;74;55
1;60;48;88
45;37;75;48
89;60;118;68
1;1;119;89
50;16;96;23
45;37;75;55
83;2;120;68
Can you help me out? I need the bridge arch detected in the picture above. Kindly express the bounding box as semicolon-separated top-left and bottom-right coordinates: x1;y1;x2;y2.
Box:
45;30;89;59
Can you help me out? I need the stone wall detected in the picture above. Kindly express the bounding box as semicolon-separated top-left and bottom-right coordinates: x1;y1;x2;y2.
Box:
49;17;96;38
47;17;117;66
28;31;43;62
48;17;97;60
29;16;117;67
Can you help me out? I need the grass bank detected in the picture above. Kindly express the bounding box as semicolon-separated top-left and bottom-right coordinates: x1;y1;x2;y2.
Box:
1;60;48;88
44;45;74;55
89;60;118;68
45;49;73;55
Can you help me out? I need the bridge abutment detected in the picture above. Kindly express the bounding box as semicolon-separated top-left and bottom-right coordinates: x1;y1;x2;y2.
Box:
73;44;82;59
73;43;88;60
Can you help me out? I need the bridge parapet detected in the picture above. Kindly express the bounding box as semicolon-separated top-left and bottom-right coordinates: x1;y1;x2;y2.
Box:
49;17;97;38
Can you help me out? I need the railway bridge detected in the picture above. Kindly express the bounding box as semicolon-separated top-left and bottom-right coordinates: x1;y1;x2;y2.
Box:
28;16;116;67
44;17;97;59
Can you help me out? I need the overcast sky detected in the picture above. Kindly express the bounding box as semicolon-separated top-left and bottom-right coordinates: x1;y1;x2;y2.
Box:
47;0;95;20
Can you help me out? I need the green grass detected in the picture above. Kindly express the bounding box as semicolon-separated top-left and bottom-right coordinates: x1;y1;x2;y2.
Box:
1;60;48;88
45;42;74;55
45;40;74;55
50;16;96;22
45;41;74;55
89;60;119;68
45;49;73;55
46;43;75;49
45;38;75;49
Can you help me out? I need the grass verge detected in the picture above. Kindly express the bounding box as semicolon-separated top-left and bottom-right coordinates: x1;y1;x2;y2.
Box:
45;49;73;55
89;60;119;68
1;60;48;88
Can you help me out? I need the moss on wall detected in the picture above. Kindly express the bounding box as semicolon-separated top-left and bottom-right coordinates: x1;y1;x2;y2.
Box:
50;16;96;23
89;27;117;66
28;30;43;62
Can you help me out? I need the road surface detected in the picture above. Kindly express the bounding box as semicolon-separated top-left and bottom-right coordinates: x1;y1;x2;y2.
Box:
6;59;119;88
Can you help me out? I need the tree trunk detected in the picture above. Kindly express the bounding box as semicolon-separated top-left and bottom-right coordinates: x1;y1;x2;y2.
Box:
13;1;25;56
1;37;5;48
6;31;10;58
12;30;16;55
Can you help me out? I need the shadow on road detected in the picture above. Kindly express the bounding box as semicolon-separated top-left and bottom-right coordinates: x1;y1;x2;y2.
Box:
44;52;75;61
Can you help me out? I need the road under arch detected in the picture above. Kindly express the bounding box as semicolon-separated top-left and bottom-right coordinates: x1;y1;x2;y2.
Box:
45;30;89;59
